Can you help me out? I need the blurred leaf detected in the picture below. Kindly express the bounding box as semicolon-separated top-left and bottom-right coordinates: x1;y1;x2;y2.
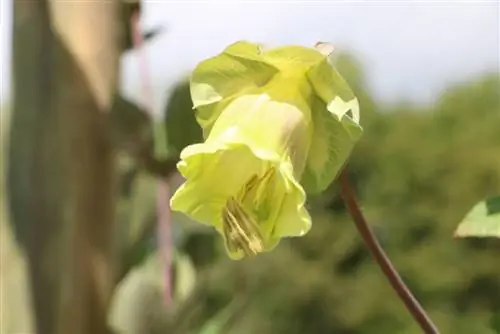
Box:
127;173;158;242
116;170;157;280
121;0;165;52
455;195;500;238
173;251;197;301
197;302;238;334
108;252;166;334
124;27;164;52
491;312;500;333
154;121;171;160
109;94;152;151
109;94;178;178
160;80;203;159
109;249;199;334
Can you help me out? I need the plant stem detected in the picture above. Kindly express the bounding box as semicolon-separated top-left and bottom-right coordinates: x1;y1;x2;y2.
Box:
131;8;173;304
338;170;440;334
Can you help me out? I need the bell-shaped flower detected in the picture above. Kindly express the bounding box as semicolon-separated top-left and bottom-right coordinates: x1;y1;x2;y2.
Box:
170;41;362;259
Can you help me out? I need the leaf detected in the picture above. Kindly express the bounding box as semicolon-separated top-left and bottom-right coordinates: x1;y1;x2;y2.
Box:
454;195;500;238
126;173;158;246
115;168;158;280
172;251;197;302
109;94;152;151
197;302;239;334
154;121;171;160
108;252;165;334
491;312;500;333
161;80;203;158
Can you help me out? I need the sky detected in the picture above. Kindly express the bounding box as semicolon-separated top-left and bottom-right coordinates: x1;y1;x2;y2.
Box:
1;1;499;115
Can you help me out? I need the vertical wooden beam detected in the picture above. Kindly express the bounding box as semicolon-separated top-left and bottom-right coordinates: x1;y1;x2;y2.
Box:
9;1;125;333
49;2;122;110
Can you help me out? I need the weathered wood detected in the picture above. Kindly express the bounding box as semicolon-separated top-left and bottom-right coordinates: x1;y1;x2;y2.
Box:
48;1;123;110
9;0;124;333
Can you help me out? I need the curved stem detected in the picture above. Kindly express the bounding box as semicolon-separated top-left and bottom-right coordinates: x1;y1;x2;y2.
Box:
338;170;440;334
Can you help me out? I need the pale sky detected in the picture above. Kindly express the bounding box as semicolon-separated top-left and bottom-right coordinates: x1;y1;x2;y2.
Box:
1;1;499;114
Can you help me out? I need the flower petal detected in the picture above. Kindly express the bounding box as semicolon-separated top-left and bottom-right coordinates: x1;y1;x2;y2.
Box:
272;164;312;238
300;57;363;194
307;56;360;123
301;96;363;194
207;94;312;178
171;139;311;257
190;41;279;136
171;142;263;230
262;45;325;71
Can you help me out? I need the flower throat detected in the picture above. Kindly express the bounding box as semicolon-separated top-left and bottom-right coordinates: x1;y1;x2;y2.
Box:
222;167;276;256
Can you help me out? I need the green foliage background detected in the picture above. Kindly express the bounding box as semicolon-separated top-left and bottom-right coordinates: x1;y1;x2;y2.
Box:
2;52;499;334
155;54;500;333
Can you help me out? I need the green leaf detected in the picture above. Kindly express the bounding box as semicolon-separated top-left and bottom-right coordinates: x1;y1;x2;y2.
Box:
197;302;238;334
454;195;500;238
161;80;203;158
115;168;158;279
109;94;152;150
154;121;171;160
108;252;165;334
491;312;500;333
127;173;158;244
173;251;197;301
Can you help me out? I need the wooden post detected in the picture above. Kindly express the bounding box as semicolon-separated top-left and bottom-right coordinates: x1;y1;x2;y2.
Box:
9;1;124;333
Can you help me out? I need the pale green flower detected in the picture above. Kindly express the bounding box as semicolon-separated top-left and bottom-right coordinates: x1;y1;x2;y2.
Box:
170;41;362;259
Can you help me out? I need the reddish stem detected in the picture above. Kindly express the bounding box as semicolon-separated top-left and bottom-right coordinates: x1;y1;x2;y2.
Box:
338;170;439;334
157;180;173;303
131;8;173;304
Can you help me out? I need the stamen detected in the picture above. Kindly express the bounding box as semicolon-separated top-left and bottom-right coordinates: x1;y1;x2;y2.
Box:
253;167;275;207
239;167;276;203
222;197;264;256
239;174;259;200
222;167;277;257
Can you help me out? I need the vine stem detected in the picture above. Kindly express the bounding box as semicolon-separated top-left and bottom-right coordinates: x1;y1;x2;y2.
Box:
338;170;440;334
131;8;173;304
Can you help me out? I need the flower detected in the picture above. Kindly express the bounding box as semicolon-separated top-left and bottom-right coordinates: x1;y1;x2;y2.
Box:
170;41;362;259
